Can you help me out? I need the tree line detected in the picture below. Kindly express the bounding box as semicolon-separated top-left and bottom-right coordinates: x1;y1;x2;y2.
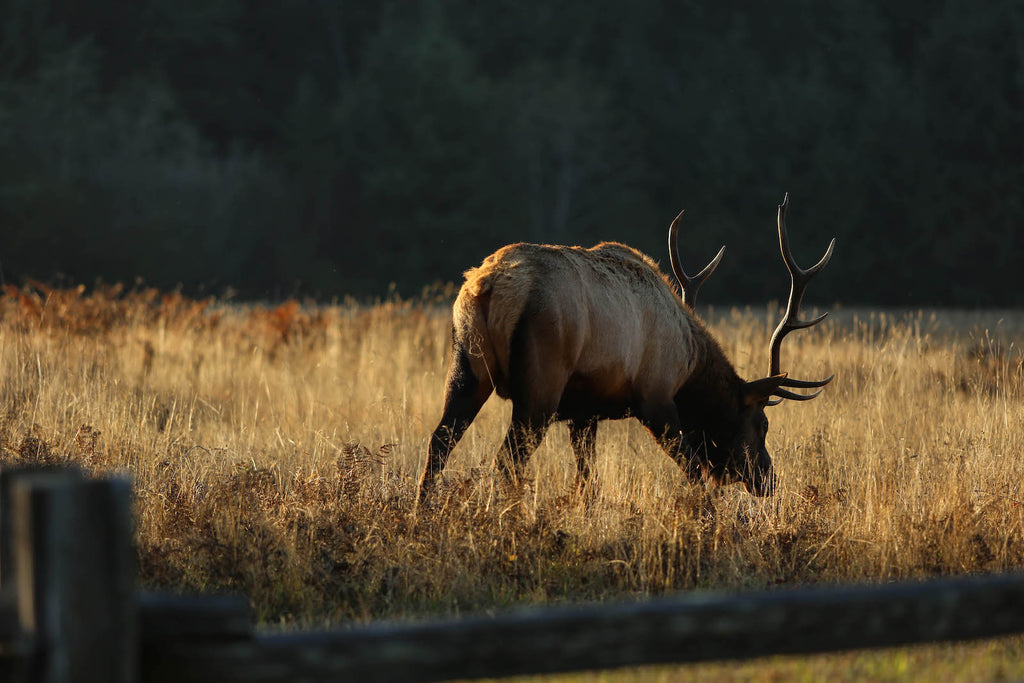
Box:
1;0;1021;305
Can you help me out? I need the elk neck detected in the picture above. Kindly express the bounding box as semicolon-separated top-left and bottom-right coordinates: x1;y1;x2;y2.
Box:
674;321;743;438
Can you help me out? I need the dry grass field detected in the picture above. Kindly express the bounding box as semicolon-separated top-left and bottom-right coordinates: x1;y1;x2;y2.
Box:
1;282;1024;680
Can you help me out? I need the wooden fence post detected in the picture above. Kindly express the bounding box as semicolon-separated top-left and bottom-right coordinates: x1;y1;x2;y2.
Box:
0;466;52;588
6;469;136;683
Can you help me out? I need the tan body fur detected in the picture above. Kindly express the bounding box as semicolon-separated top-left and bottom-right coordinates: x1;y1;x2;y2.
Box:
417;199;833;505
457;242;706;409
418;239;754;500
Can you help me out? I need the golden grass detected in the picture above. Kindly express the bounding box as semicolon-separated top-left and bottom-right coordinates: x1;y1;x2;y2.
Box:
1;283;1023;671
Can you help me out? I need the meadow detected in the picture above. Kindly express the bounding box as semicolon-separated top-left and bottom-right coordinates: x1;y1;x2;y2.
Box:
1;282;1023;681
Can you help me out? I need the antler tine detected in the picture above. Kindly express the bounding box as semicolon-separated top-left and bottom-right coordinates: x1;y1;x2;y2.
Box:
771;387;825;402
777;193;835;282
668;209;726;309
767;193;835;400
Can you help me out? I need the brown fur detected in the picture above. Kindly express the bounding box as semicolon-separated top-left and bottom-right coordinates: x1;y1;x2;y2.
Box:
418;239;783;502
456;241;706;402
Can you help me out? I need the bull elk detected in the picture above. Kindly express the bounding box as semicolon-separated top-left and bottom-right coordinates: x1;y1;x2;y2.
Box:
417;194;834;502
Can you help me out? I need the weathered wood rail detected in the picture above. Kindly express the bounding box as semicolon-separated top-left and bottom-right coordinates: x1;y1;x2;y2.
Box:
2;466;1024;682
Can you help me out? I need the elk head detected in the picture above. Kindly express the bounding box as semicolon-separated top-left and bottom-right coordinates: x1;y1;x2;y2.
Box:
671;193;834;496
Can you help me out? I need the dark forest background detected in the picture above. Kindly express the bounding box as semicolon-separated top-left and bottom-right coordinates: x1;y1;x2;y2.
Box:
0;1;1021;305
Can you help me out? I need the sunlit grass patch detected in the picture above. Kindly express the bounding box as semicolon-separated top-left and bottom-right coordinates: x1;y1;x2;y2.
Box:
1;284;1023;644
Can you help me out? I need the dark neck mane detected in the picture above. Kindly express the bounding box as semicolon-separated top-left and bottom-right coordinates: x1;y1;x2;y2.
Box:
676;322;742;435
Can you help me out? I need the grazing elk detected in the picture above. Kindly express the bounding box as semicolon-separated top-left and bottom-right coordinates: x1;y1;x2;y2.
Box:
417;194;834;502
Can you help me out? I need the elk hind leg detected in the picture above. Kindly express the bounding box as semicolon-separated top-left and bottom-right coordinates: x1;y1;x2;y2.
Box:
418;346;493;503
494;404;555;489
568;417;598;494
494;310;565;489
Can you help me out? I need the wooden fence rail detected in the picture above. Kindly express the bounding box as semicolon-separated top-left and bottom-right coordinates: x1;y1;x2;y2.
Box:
2;467;1024;682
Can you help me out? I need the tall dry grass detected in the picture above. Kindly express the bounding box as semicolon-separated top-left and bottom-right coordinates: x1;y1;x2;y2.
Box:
1;283;1023;628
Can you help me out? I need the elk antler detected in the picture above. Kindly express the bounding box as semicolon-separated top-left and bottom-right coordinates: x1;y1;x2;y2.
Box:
766;193;835;403
668;209;726;309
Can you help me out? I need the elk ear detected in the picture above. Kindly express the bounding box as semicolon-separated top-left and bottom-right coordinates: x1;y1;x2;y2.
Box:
742;374;788;407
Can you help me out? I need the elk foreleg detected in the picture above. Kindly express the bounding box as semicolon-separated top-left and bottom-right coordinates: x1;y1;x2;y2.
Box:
418;347;493;504
568;418;598;493
639;403;703;484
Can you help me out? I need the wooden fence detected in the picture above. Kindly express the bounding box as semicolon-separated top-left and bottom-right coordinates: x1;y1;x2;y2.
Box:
3;467;1024;682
